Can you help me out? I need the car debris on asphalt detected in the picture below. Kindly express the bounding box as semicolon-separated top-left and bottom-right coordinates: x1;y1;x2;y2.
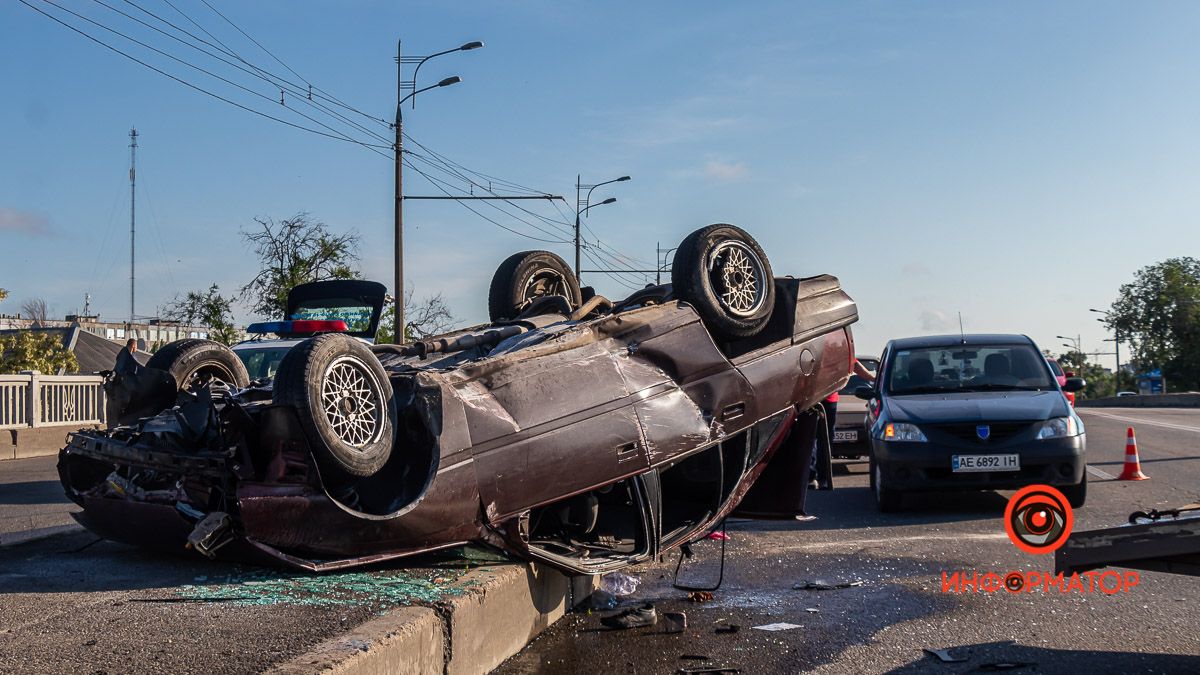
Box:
662;611;687;633
600;602;657;629
923;647;968;663
793;579;865;590
751;622;803;632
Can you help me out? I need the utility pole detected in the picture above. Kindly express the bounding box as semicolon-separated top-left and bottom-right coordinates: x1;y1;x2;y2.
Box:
392;39;481;344
394;40;404;344
573;174;630;282
574;175;581;280
129;127;138;326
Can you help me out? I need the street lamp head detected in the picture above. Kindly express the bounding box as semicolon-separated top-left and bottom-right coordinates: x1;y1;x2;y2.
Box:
1089;308;1106;313
617;176;631;182
1055;335;1069;340
460;41;484;51
437;76;462;87
600;197;617;205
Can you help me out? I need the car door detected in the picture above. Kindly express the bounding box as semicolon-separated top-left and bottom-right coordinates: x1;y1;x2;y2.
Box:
466;322;648;522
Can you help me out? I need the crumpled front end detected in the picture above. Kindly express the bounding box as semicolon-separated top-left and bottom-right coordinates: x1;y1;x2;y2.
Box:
59;376;482;571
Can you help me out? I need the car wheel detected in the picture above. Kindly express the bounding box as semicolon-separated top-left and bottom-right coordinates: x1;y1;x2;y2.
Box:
672;224;776;340
273;334;396;479
869;455;903;512
146;339;250;390
488;250;581;322
1061;472;1087;508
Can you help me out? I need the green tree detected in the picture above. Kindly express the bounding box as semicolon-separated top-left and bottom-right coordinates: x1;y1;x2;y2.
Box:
163;285;240;346
239;213;360;318
375;290;458;344
0;331;78;374
1058;350;1115;399
1106;258;1200;391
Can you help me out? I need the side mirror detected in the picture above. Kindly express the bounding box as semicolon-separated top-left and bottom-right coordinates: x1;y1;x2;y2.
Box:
854;385;875;400
1063;377;1086;393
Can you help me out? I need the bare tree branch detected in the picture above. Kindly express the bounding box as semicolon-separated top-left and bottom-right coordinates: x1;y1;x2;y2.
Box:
20;297;48;324
239;213;361;318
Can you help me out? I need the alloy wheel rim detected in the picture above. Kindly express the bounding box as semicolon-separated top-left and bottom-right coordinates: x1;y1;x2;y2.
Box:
521;267;569;306
707;240;767;317
320;356;384;448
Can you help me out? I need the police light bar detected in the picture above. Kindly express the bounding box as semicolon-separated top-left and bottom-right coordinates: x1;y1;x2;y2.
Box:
246;320;349;334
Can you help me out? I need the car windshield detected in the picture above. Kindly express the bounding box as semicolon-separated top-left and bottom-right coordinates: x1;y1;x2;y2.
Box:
886;344;1054;394
292;298;374;333
235;347;292;381
1047;359;1065;378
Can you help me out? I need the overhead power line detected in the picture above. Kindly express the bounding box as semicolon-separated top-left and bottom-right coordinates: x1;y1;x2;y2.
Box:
20;0;390;151
87;0;394;145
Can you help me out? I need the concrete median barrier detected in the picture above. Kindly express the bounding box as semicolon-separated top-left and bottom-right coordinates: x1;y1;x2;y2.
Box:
271;563;597;675
1077;393;1200;408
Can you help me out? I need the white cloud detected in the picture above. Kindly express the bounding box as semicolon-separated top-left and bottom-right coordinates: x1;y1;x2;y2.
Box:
918;309;955;332
703;160;749;182
0;208;52;237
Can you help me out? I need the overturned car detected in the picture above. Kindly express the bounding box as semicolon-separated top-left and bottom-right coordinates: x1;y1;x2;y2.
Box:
60;225;859;573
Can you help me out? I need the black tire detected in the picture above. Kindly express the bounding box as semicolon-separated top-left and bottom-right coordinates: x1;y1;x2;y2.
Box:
146;339;250;390
273;334;395;479
488;250;581;322
1061;472;1087;508
869;455;903;512
672;224;775;340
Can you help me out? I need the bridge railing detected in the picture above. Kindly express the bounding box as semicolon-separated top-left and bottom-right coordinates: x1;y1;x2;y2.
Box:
0;372;105;431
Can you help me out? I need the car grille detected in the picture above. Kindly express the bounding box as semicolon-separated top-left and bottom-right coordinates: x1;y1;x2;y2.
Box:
929;422;1034;444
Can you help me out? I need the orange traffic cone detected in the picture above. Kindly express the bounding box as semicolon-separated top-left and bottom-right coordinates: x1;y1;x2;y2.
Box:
1117;427;1149;481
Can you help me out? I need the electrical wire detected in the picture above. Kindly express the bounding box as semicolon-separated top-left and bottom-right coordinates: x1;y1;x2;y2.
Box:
43;0;391;156
404;152;575;238
20;0;391;153
87;0;394;146
403;161;572;245
119;0;389;127
197;0;308;85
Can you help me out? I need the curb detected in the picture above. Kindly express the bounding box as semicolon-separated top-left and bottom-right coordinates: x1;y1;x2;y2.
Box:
270;563;596;675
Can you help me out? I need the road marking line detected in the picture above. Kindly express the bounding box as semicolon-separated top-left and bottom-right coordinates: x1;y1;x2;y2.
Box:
1079;409;1200;434
786;533;1009;550
1087;465;1117;480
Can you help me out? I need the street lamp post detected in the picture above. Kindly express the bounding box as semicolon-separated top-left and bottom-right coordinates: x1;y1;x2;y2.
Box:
1090;308;1122;391
574;175;630;280
394;40;482;344
656;244;678;285
1056;334;1083;374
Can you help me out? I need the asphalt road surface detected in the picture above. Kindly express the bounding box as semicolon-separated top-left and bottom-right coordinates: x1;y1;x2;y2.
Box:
0;456;500;675
496;407;1200;674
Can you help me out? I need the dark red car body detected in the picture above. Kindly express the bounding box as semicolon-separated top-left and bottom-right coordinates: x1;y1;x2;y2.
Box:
60;276;857;574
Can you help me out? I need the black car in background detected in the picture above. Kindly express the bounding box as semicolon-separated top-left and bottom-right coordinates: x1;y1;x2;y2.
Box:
859;334;1086;512
831;355;878;459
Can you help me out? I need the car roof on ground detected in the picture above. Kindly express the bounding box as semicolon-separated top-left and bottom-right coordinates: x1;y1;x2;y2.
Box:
886;334;1034;350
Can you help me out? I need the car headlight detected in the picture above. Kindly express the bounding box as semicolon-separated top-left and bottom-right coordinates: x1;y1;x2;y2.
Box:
1037;416;1079;439
883;422;927;442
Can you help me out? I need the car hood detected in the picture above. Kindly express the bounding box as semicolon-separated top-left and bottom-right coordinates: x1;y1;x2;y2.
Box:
884;391;1068;423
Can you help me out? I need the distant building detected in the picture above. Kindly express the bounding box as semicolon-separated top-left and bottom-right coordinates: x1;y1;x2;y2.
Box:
0;313;235;352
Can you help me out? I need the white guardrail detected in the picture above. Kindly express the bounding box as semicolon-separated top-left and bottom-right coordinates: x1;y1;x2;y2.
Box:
0;372;105;431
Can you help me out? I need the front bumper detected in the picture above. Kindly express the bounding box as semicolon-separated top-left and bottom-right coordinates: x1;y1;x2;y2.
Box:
872;434;1085;491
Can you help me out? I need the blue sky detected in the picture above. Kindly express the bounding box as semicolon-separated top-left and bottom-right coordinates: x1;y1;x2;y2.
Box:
2;1;1198;364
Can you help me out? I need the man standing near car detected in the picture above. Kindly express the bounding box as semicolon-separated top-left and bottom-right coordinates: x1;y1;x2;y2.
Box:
812;359;876;489
115;338;141;376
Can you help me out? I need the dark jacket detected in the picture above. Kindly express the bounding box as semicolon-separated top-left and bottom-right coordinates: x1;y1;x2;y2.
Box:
115;346;141;375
